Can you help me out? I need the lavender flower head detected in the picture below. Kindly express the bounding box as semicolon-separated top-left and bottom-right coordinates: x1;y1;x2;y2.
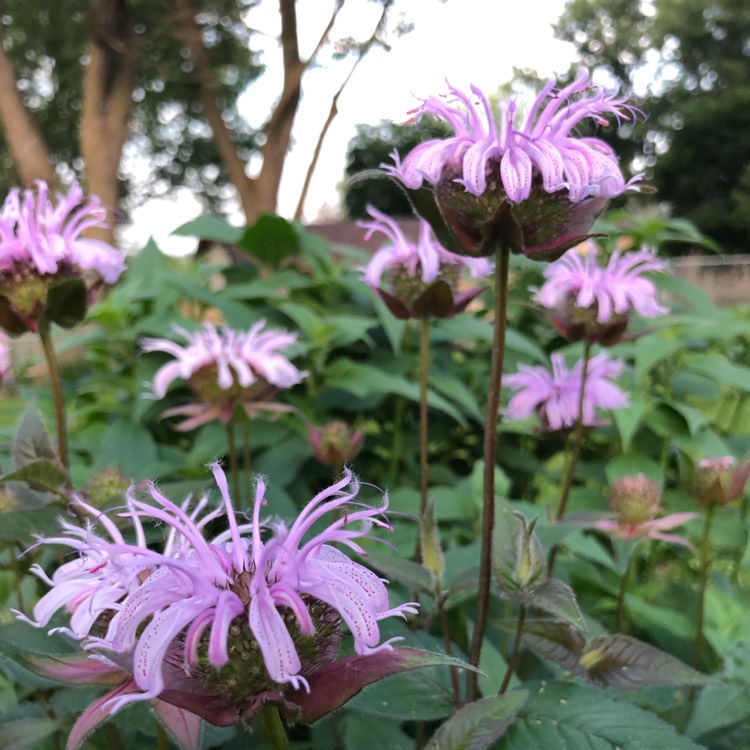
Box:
360;206;492;319
505;352;629;431
16;465;418;721
0;180;125;332
533;242;667;343
592;474;698;547
381;70;642;260
142;320;308;429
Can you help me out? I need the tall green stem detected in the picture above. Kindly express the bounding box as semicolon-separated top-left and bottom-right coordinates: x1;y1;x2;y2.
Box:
38;322;69;471
260;705;289;750
499;604;526;694
614;544;636;632
419;317;431;518
554;339;592;521
694;503;715;668
467;246;510;700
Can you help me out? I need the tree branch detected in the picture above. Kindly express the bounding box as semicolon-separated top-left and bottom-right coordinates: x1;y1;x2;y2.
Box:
172;0;257;218
80;0;137;244
0;34;57;188
294;0;391;220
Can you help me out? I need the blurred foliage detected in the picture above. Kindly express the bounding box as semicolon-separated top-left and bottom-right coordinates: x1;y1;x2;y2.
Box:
0;209;748;748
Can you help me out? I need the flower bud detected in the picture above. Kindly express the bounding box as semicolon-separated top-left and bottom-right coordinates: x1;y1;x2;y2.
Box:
608;474;662;525
308;421;364;467
694;456;750;507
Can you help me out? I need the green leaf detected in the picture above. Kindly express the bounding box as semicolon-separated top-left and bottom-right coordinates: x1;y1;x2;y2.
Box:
0;718;64;750
425;691;529;750
580;634;710;689
498;618;587;675
236;214;300;268
342;713;412;750
497;682;703;749
173;215;243;244
523;578;585;631
612;394;649;452
686;684;750;741
44;276;87;328
492;501;547;594
324;359;467;425
12;404;56;469
0;459;67;493
94;419;159;480
371;292;408;354
365;551;433;593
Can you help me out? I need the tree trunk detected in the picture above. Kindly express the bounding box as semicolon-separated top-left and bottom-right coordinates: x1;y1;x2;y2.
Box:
173;0;258;220
0;37;57;189
80;0;137;245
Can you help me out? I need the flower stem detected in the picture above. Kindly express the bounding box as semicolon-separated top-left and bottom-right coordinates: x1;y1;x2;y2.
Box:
553;339;592;521
499;604;526;694
260;705;289;750
38;321;69;471
614;545;635;632
467;245;510;700
225;420;241;503
419;317;431;518
435;586;461;708
694;503;714;668
242;417;253;508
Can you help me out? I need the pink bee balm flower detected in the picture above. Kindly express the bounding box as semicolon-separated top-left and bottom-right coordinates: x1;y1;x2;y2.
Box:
0;180;125;332
359;207;492;319
533;242;667;343
505;352;629;431
16;465;419;718
381;70;642;260
591;513;699;548
141;320;308;429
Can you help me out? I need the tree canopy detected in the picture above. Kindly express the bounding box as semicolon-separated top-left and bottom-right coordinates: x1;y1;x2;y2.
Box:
555;0;750;251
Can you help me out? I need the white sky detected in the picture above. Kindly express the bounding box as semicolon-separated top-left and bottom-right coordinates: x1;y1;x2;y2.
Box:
126;0;577;254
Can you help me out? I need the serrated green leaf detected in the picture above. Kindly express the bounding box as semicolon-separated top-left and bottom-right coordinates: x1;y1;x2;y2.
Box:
492;502;547;594
497;682;703;749
581;634;710;689
426;691;528;750
498;618;587;675
523;578;585;631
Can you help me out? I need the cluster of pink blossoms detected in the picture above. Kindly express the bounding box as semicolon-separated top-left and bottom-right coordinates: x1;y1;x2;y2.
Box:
387;70;641;202
16;465;417;723
382;70;642;259
533;242;668;343
505;352;628;431
142;320;307;429
0;181;125;331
